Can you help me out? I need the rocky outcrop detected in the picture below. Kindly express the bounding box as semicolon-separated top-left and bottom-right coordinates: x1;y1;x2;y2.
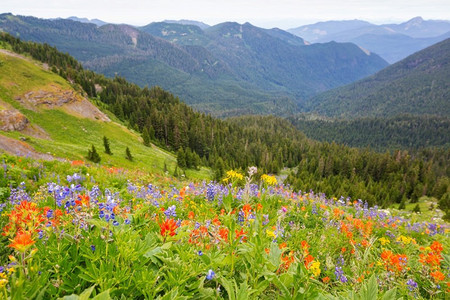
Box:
0;109;29;131
14;85;110;122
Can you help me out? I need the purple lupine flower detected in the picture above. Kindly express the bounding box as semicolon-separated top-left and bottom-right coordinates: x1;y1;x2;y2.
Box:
206;183;216;201
262;214;269;226
46;209;53;218
335;266;347;283
206;269;215;280
407;279;418;291
90;245;96;252
164;205;177;218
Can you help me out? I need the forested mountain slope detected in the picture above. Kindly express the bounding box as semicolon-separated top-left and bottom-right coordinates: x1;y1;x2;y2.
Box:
305;38;450;118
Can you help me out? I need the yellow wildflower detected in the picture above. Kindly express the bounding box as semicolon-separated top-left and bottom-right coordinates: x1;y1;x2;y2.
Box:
379;237;390;245
396;235;415;245
223;170;244;183
266;229;276;238
261;174;277;186
310;260;321;277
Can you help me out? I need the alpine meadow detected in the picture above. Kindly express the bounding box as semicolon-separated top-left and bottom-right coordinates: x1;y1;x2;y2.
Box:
0;5;449;299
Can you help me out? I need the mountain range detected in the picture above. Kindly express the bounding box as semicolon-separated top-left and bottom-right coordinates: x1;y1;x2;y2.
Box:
304;38;450;118
289;17;450;63
0;13;387;116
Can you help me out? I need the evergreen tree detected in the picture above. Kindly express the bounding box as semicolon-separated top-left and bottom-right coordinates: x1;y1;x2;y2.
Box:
214;157;225;181
142;127;151;147
412;204;421;213
103;136;112;155
125;147;133;161
398;198;406;210
87;145;101;163
177;147;186;168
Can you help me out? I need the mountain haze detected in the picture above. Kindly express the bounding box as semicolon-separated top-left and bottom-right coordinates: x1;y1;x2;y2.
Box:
289;17;450;63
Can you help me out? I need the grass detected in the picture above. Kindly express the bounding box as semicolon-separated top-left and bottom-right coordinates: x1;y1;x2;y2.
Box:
0;45;211;181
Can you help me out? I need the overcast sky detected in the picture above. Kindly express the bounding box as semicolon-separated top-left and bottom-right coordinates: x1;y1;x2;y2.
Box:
3;0;450;29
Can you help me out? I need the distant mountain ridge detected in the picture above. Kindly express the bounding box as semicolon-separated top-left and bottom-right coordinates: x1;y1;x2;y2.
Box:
163;19;210;29
0;13;388;116
305;38;450;118
67;16;108;27
288;17;450;63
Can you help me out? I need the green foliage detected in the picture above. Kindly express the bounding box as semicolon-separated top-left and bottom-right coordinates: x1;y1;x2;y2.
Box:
142;127;151;147
103;136;112;155
125;147;133;161
413;203;421;213
87;145;101;163
177;147;186;168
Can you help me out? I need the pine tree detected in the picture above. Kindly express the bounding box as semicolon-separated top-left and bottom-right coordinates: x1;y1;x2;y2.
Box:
142;127;151;147
177;147;186;168
103;136;112;155
125;147;133;161
87;145;101;163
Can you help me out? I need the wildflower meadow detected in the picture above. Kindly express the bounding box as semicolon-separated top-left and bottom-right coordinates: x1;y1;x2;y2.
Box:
0;157;448;299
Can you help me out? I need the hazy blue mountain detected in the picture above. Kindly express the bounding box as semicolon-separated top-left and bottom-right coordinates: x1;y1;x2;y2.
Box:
67;16;107;26
163;19;210;29
288;20;373;42
345;31;450;63
0;13;388;116
384;16;450;38
288;17;450;63
305;38;450;118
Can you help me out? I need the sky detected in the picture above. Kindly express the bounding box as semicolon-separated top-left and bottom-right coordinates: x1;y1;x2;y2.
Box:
3;0;450;29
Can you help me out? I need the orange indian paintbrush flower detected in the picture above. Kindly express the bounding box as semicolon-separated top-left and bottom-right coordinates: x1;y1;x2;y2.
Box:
160;219;178;237
8;231;36;252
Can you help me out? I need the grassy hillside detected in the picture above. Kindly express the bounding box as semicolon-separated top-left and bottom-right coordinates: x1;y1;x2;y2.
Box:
0;48;210;180
305;38;450;118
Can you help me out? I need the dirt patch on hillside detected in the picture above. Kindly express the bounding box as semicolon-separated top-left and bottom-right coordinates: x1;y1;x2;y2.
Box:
15;84;110;122
0;100;50;139
0;135;61;161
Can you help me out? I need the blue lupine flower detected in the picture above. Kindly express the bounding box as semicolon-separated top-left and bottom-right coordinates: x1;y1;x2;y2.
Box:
113;220;119;226
206;269;215;280
407;279;418;291
164;205;177;217
90;245;96;252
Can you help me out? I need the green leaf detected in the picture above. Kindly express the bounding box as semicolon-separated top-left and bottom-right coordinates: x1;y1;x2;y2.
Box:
236;281;249;300
59;285;95;300
92;290;111;300
381;287;397;300
220;277;236;300
366;274;378;300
